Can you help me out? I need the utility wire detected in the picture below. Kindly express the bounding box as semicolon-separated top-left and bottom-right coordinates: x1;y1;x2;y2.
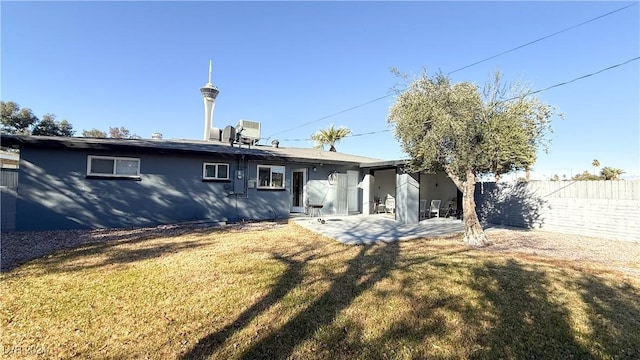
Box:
528;56;640;96
266;93;393;139
279;128;393;142
264;3;637;141
281;56;640;142
446;3;637;75
497;56;640;103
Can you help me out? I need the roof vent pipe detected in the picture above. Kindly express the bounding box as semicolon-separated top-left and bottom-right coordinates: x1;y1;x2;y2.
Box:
271;139;279;148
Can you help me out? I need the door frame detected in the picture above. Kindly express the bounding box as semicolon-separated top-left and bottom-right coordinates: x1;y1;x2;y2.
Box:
290;168;307;213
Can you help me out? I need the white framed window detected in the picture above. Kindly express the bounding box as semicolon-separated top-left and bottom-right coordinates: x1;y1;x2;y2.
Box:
257;165;285;189
87;155;140;177
203;162;230;180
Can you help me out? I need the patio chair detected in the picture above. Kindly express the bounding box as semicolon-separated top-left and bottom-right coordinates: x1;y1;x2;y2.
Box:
419;199;428;219
429;200;441;218
444;201;457;218
384;195;395;214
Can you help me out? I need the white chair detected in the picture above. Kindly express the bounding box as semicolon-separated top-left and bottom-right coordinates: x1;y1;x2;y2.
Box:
429;200;441;218
384;195;395;214
419;199;428;219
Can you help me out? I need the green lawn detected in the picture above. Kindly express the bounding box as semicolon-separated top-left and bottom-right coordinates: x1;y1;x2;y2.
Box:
1;221;639;359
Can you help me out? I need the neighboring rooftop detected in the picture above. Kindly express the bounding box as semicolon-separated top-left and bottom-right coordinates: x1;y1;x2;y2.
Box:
1;135;385;166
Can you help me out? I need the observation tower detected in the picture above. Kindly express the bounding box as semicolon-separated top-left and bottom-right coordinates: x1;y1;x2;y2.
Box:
201;60;220;140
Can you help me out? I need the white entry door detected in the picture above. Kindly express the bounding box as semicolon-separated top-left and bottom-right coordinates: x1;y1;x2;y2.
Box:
347;170;359;213
291;168;307;213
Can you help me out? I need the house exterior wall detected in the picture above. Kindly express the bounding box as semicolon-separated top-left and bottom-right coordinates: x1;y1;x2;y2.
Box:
306;165;362;216
14;147;363;231
1;187;17;231
396;173;420;224
419;172;458;209
373;169;396;202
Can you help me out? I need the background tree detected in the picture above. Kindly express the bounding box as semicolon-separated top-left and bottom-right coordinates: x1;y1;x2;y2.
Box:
31;114;74;136
601;167;624;180
310;125;351;152
1;101;38;134
388;71;556;246
1;101;74;136
82;128;108;138
108;126;137;139
572;170;601;181
592;159;600;175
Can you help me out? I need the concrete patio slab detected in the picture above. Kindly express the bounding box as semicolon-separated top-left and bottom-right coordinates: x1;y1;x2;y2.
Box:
291;214;464;245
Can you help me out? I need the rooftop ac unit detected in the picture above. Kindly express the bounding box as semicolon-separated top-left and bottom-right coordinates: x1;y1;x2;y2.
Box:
237;120;261;145
222;125;236;144
210;127;222;142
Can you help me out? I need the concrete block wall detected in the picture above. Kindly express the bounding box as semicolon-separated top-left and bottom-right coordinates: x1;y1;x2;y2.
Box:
541;198;639;241
476;181;640;242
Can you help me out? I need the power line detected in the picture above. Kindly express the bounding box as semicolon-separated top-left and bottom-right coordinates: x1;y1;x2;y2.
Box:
279;128;393;142
264;3;636;141
280;56;639;143
528;56;640;96
266;93;394;139
446;3;637;75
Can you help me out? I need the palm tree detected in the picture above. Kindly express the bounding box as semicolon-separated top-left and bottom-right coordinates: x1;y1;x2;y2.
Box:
592;159;600;175
600;167;625;180
311;125;352;152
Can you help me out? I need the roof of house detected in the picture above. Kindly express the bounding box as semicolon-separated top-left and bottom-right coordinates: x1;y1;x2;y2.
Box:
0;135;386;166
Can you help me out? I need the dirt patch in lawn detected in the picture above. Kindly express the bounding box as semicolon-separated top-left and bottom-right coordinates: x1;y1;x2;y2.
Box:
483;228;640;278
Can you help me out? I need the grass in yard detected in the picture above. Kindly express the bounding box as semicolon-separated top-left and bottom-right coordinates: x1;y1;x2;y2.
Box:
1;221;639;359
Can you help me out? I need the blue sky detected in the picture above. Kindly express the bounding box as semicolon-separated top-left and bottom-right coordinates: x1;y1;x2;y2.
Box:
2;1;638;180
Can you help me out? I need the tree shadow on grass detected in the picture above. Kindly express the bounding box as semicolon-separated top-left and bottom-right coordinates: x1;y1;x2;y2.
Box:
1;225;233;274
468;259;594;359
577;276;640;359
182;241;400;360
180;250;313;358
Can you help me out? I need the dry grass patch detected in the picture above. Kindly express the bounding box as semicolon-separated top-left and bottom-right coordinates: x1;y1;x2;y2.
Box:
2;221;639;359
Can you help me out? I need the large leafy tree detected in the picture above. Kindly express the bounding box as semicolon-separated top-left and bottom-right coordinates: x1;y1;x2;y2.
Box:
311;125;352;152
388;71;556;246
1;101;74;136
31;114;74;136
1;101;39;134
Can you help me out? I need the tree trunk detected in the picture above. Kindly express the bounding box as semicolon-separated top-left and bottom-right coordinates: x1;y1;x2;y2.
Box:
461;169;492;247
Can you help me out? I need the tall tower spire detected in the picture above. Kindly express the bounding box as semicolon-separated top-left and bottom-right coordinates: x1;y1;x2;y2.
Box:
201;60;219;140
208;59;212;84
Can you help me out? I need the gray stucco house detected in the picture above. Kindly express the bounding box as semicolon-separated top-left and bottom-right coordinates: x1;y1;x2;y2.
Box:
0;134;460;231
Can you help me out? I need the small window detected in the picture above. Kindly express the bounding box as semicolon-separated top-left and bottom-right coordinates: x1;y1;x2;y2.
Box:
257;165;285;189
203;163;230;180
87;156;140;177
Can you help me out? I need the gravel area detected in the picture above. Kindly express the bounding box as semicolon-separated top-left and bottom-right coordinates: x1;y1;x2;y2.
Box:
484;228;640;278
2;222;638;277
